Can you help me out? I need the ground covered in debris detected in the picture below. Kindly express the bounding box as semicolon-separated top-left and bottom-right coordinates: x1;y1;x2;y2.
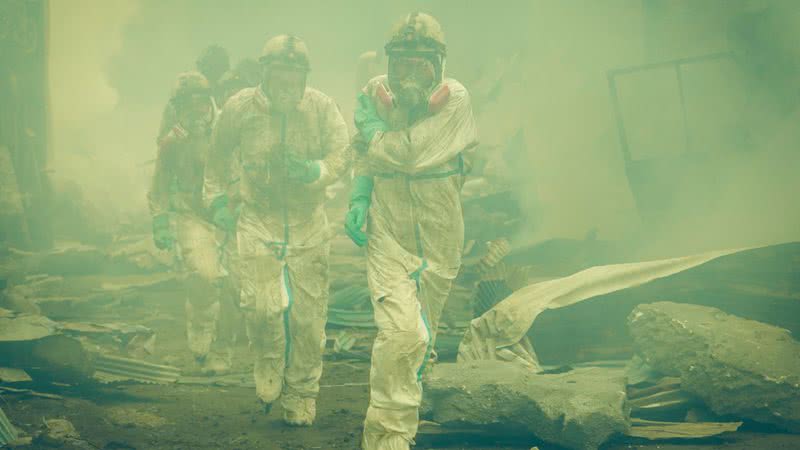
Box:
2;283;799;449
2;241;800;449
5;358;800;450
5;361;369;449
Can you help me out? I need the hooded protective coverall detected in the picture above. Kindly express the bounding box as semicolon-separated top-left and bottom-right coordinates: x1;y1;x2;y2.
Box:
354;69;478;450
148;72;233;369
204;80;350;420
348;13;478;449
357;75;477;449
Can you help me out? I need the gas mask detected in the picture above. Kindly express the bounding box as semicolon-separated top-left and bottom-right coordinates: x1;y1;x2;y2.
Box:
175;94;213;136
262;64;307;113
388;56;436;108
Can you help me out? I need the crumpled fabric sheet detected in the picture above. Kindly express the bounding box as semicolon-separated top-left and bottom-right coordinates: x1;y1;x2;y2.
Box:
457;246;756;370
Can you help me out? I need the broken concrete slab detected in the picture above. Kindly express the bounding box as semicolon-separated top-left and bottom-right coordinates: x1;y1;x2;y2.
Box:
36;418;94;449
423;362;629;450
416;420;539;448
106;407;167;428
0;314;58;341
0;312;164;384
0;367;32;383
61;321;157;356
41;419;79;442
0;321;95;385
629;301;800;432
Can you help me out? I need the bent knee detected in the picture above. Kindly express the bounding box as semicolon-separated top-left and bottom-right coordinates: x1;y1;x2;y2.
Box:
378;327;429;350
183;272;217;293
183;247;222;280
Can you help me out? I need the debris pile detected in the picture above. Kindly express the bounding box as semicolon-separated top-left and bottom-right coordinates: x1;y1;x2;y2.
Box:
423;362;630;450
629;301;800;432
417;243;800;448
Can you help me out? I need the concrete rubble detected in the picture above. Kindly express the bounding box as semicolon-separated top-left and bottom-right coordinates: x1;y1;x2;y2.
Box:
105;407;168;428
629;301;800;432
0;308;179;386
422;361;630;450
35;418;94;449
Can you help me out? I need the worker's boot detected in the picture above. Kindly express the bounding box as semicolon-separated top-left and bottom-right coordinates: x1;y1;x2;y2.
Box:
361;432;411;450
201;349;231;375
282;395;315;426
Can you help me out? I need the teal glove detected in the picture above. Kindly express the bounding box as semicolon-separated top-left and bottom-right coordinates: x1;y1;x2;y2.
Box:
287;156;322;184
152;213;175;250
210;195;237;233
344;176;374;247
354;92;387;144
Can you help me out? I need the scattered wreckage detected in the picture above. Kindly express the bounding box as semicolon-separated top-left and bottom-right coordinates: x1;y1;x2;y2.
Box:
415;242;800;449
1;231;798;449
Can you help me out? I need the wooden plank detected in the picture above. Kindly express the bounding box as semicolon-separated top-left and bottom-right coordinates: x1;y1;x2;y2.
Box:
0;367;32;383
627;377;681;399
630;387;696;411
627;418;741;440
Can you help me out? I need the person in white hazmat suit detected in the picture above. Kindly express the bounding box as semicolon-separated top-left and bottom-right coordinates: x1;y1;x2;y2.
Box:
204;35;351;426
148;71;234;374
344;13;478;450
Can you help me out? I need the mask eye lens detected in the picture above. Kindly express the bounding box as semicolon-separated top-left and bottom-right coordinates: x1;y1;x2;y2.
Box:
391;57;433;81
269;67;306;87
265;66;307;107
177;94;211;115
190;95;209;107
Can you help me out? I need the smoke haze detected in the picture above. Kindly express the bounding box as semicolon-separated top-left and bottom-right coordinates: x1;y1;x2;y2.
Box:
47;0;800;255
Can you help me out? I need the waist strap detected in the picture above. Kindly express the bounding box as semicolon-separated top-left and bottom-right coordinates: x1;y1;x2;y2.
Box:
374;153;464;181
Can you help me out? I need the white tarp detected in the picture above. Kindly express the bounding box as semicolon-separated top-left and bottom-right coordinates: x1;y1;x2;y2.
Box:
456;246;759;370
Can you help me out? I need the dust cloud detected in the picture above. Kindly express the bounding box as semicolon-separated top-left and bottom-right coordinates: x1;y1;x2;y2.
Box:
47;0;800;256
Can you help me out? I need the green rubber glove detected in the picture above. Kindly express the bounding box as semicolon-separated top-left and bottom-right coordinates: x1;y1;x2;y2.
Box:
210;195;237;233
152;213;176;250
287;156;322;184
344;176;373;247
354;92;387;144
